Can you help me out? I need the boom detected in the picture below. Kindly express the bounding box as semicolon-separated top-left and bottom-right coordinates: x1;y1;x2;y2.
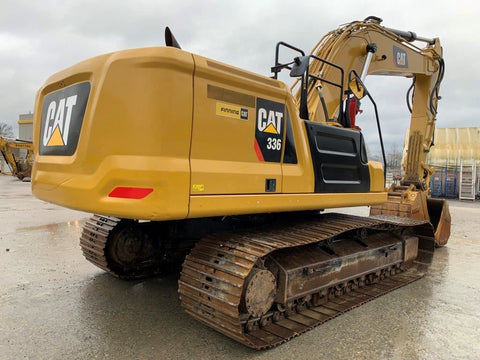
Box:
293;16;444;190
271;16;449;245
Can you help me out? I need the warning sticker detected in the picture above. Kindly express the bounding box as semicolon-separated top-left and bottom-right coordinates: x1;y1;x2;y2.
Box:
192;184;205;192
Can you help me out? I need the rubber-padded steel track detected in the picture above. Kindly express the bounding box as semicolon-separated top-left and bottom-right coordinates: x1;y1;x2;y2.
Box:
178;213;434;349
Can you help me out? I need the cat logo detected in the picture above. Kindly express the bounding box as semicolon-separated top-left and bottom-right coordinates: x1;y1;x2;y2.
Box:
254;98;285;163
39;82;90;156
257;107;283;134
393;45;408;68
42;95;77;147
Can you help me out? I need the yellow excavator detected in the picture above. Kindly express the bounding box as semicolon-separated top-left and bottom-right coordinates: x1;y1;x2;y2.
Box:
0;136;34;181
32;16;450;349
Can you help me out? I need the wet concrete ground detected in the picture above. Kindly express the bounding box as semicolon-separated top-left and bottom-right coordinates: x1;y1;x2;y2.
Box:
1;174;479;360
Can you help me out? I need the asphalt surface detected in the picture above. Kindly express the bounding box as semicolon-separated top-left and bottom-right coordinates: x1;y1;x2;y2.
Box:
1;175;479;360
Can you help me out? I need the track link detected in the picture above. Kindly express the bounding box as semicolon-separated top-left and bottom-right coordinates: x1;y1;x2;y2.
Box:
80;214;157;279
179;213;434;349
80;215;121;276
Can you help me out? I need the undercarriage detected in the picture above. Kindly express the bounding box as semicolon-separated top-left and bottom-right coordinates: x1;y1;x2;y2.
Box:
80;212;435;349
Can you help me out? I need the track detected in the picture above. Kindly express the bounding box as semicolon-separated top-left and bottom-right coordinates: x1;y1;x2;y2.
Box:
178;213;434;349
80;215;122;277
80;212;435;349
80;215;163;279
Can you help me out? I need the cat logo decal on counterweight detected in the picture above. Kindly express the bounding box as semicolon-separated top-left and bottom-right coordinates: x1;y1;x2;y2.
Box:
254;98;285;162
39;82;90;156
43;95;77;147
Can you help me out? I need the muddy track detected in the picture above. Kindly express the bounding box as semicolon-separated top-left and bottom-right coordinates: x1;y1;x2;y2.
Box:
80;212;434;349
178;213;434;349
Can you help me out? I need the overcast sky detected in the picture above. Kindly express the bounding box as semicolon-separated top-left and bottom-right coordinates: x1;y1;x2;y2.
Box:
1;0;478;153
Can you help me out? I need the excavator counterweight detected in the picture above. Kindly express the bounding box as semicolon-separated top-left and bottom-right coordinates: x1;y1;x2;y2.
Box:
32;17;449;349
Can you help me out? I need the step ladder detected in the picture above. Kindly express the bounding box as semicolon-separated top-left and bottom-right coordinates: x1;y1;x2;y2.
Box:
459;161;476;200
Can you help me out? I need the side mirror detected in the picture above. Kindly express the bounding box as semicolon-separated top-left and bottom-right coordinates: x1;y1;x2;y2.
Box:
290;56;310;77
348;76;366;99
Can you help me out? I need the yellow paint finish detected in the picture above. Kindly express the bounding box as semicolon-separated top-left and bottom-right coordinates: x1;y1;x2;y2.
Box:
189;192;387;218
191;159;282;194
192;184;205;192
32;46;385;221
33;47;195;220
368;161;385;192
190;54;288;195
33;155;190;220
281;99;315;193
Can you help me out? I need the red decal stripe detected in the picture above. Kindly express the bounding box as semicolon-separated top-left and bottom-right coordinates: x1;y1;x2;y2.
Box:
254;139;264;161
108;187;153;199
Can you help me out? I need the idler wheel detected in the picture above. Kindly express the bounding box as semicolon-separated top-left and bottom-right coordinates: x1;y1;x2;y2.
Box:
241;268;276;318
106;221;158;276
109;227;144;265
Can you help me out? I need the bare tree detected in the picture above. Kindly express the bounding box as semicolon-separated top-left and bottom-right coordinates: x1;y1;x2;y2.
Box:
367;143;403;169
386;143;402;171
0;122;14;138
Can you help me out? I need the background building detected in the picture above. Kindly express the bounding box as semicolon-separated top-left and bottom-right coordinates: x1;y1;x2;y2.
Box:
18;113;33;141
427;127;480;200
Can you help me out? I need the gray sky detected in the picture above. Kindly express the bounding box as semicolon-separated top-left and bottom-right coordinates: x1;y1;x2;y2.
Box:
1;0;478;153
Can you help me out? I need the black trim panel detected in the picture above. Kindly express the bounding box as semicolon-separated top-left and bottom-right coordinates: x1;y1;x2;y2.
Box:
304;121;370;193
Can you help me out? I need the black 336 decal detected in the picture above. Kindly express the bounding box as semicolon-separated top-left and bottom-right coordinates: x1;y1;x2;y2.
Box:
254;98;285;162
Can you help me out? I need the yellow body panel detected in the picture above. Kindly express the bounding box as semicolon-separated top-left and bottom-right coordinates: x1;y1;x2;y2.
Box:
33;48;194;219
189;192;386;218
368;161;385;192
282;97;316;193
32;47;386;221
190;55;285;195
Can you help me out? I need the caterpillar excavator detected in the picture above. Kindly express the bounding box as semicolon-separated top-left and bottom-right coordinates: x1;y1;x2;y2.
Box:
32;16;450;349
0;136;34;181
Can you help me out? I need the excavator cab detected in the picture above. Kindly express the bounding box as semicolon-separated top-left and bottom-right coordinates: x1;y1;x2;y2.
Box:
273;47;375;194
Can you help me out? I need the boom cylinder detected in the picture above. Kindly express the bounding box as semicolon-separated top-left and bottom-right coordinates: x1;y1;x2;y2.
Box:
385;27;435;44
360;43;377;82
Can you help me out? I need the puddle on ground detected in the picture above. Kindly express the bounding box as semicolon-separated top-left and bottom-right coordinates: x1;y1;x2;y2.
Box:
16;219;87;233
